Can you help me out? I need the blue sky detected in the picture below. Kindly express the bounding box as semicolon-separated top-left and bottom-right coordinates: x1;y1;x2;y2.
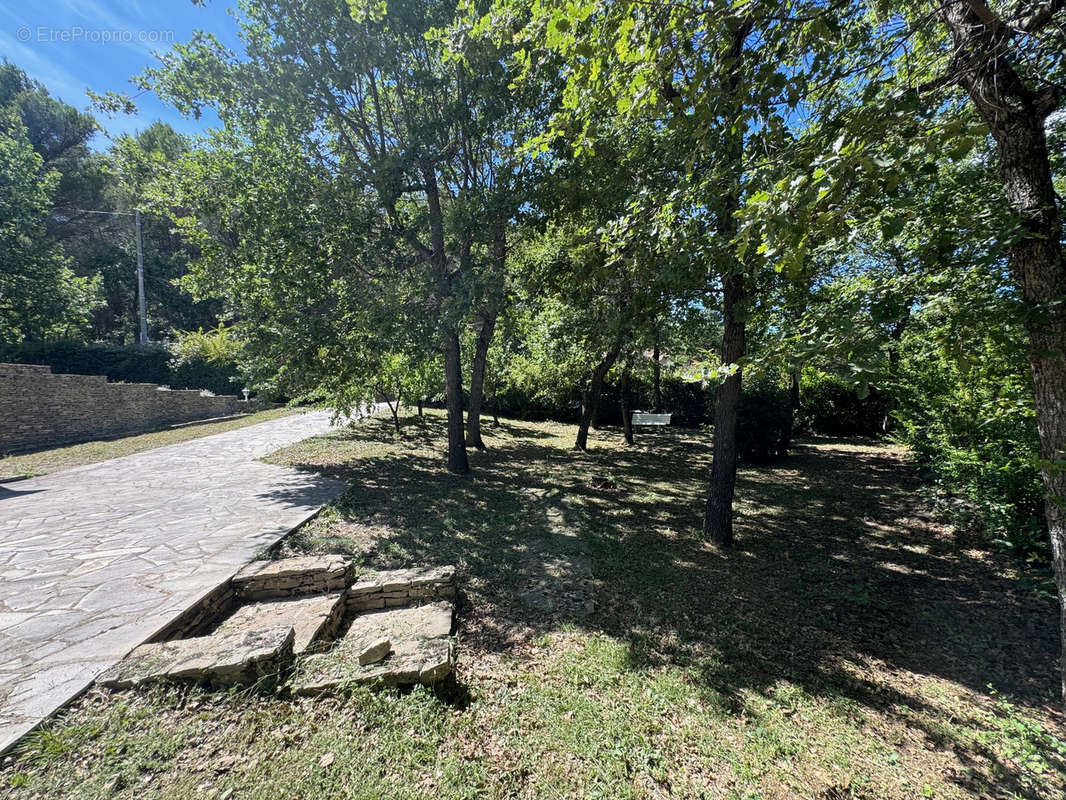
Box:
0;0;244;148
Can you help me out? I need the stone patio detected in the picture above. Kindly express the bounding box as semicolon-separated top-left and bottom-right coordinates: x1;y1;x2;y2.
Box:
0;410;349;753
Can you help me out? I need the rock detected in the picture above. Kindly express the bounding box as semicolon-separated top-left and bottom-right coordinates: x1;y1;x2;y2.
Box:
357;637;391;665
417;639;453;683
290;602;454;695
233;555;351;600
346;565;456;613
213;593;345;655
98;627;295;689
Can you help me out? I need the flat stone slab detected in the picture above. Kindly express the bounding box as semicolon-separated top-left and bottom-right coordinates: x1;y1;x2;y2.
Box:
234;555;352;600
213;593;345;655
347;565;456;612
97;626;295;689
291;602;454;695
0;409;350;754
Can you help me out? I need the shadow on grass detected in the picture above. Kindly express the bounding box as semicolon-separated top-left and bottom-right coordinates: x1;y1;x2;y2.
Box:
266;412;1062;799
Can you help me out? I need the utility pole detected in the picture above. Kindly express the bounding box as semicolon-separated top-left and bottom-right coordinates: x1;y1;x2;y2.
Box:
73;207;150;344
135;210;148;346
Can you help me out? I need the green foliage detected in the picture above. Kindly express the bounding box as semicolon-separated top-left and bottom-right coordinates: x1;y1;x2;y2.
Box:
798;372;888;437
980;690;1066;776
893;312;1047;566
0;106;101;342
736;377;793;464
0;335;244;396
0;341;171;384
170;326;244;396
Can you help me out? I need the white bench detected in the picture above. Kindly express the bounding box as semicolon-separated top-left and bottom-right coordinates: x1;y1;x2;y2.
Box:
632;411;672;426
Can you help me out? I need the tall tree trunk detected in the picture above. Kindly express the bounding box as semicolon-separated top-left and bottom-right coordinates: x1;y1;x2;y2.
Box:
575;342;622;451
941;3;1066;709
620;368;634;445
420;160;469;475
443;329;470;474
652;329;663;412
466;310;498;449
700;18;750;547
703;273;747;545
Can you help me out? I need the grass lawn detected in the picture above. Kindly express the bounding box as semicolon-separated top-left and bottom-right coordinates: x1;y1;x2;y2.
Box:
3;410;1064;799
0;407;301;479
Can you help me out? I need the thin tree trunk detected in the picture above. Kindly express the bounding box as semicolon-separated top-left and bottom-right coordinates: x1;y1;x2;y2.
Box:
417;400;423;417
781;369;799;455
653;330;663;412
420;159;469;475
377;386;401;433
443;329;470;474
941;3;1066;709
620;368;634;445
467;225;504;449
575;342;622;451
703;273;746;546
466;310;498;449
882;297;911;432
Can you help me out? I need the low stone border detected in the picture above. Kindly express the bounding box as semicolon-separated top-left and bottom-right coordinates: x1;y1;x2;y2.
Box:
233;555;352;600
96;557;460;692
347;565;457;612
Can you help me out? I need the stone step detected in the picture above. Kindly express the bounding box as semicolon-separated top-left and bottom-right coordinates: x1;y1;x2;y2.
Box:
233;555;352;600
290;601;455;695
97;627;295;689
213;592;345;655
346;565;456;612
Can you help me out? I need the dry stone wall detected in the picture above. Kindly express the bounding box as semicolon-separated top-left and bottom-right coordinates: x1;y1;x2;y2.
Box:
0;363;243;454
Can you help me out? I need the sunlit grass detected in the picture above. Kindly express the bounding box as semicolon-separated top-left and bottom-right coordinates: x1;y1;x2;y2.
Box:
0;407;302;478
5;410;1062;799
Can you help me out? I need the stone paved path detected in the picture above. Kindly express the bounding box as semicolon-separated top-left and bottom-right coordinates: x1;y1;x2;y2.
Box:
0;410;350;753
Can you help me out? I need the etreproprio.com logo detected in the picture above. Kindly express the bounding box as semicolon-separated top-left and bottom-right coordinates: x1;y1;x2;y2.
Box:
16;25;175;44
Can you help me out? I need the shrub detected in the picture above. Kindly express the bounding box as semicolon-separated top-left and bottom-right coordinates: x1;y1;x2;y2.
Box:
0;340;171;384
736;378;793;463
797;371;890;437
169;326;244;397
0;330;245;397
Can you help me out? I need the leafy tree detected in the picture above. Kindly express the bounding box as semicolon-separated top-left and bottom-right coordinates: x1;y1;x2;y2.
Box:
480;0;863;542
0;108;100;342
146;0;525;473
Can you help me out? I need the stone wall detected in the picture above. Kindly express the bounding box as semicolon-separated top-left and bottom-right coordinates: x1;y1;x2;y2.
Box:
0;363;243;454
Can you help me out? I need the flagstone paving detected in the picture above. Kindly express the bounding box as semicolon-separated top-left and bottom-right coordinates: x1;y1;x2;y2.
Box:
0;410;350;753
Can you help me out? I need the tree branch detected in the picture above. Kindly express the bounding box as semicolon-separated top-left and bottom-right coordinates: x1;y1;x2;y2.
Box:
1007;0;1065;33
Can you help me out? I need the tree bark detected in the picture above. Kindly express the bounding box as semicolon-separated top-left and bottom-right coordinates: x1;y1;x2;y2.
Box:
782;369;799;454
575;341;622;451
466;310;498;449
652;329;663;412
701;19;751;548
703;273;747;545
421;159;469;475
380;390;401;434
443;329;470;473
941;2;1066;709
620;368;634;445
